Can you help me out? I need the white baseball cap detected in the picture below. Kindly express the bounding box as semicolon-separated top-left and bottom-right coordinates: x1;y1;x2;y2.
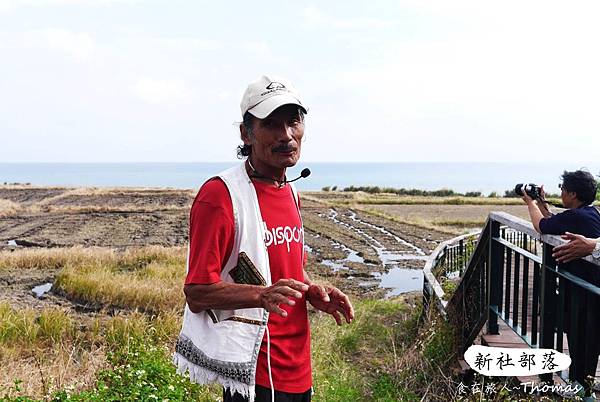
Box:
240;75;308;119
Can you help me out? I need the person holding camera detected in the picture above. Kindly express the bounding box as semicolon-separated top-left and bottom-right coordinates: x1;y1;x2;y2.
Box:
521;170;600;237
521;169;600;388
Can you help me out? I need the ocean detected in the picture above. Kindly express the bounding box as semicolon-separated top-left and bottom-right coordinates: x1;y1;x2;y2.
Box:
0;162;598;195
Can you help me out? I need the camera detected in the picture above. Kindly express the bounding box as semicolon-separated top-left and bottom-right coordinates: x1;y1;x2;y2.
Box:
515;183;542;199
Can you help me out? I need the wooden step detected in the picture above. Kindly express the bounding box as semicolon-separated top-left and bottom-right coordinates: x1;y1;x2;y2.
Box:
481;324;529;349
453;357;475;382
458;358;470;372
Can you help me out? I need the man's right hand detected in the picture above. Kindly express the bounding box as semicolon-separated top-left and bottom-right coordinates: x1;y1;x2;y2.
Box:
552;232;597;263
258;279;308;317
520;187;534;204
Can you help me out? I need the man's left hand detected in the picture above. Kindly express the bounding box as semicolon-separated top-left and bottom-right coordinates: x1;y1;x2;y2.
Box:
306;284;354;325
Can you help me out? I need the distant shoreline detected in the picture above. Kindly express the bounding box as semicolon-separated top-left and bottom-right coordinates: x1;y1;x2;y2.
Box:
2;161;598;194
0;182;559;202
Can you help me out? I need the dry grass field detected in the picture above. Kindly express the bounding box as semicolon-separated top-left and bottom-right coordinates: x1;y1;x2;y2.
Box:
370;204;532;232
0;245;453;401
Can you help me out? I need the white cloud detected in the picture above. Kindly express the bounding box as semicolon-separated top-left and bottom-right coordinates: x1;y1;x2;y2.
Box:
5;29;96;60
3;1;600;163
39;28;95;61
242;41;272;58
0;0;136;10
155;37;221;52
217;91;231;101
334;3;600;120
302;5;397;29
312;2;600;162
131;77;190;104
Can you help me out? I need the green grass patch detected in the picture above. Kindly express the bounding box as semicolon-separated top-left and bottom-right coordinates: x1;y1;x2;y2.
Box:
50;341;218;402
0;306;216;402
310;297;425;401
422;319;456;368
1;335;219;402
1;295;460;401
371;374;419;402
441;280;458;300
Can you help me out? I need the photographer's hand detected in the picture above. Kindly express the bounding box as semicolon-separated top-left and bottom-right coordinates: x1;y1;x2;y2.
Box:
537;185;552;218
521;188;544;233
539;185;546;201
520;188;534;204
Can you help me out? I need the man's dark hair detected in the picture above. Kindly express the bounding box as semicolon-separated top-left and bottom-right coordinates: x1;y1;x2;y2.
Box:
236;112;254;158
236;107;305;159
561;169;598;205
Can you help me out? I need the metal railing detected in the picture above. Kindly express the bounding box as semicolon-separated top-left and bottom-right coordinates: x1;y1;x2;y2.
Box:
422;232;479;316
423;211;600;389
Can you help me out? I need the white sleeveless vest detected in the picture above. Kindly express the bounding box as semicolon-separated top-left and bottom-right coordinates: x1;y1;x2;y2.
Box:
173;162;301;400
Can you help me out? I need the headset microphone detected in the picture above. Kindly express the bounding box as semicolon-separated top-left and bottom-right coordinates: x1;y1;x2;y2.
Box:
287;168;311;183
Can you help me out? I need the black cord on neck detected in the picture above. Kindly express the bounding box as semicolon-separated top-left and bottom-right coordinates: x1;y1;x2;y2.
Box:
246;160;311;188
247;160;287;188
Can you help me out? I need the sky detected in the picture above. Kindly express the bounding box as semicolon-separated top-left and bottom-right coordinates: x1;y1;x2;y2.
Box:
1;0;600;163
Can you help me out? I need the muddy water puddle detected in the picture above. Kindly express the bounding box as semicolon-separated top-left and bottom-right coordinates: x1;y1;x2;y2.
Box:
306;208;438;297
372;270;423;297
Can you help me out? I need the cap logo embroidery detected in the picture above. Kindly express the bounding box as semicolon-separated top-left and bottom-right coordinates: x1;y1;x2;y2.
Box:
266;82;285;90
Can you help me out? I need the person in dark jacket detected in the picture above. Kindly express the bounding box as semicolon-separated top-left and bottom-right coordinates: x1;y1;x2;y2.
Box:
522;169;600;388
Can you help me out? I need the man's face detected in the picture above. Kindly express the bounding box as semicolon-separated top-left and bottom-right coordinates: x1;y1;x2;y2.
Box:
560;184;578;208
242;104;305;171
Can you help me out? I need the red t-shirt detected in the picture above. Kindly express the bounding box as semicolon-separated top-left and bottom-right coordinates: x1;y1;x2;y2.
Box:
185;178;311;393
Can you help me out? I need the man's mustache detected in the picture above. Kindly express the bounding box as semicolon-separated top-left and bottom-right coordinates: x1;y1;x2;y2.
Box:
272;145;296;153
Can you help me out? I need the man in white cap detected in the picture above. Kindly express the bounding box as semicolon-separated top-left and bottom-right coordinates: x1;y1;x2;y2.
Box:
174;75;354;402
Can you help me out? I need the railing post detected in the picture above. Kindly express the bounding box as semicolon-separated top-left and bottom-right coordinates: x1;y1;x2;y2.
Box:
487;219;501;335
583;291;597;392
564;260;597;393
539;243;557;383
420;278;431;324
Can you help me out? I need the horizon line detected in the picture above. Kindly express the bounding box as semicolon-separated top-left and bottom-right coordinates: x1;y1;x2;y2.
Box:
1;161;596;165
